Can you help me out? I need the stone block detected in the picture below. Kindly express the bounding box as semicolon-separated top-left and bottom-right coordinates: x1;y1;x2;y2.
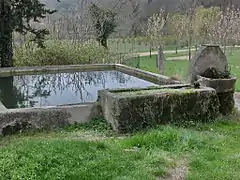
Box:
0;109;71;136
99;87;220;133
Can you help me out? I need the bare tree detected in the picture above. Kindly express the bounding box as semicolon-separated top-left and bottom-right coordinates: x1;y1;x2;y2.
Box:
179;0;200;61
170;13;187;54
146;8;168;74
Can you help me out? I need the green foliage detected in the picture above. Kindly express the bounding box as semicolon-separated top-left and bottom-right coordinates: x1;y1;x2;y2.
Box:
11;0;58;47
89;3;117;49
195;7;221;43
13;40;121;66
0;0;59;67
64;118;114;135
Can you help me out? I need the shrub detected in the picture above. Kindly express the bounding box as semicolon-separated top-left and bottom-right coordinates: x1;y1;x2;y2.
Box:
14;40;123;67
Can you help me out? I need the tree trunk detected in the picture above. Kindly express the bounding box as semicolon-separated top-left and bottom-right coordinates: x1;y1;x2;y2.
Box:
0;77;17;108
175;39;178;54
157;45;165;74
188;36;192;61
149;46;152;58
100;38;108;49
0;1;13;67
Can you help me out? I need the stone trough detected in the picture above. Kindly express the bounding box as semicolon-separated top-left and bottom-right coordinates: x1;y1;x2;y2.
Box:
99;85;219;133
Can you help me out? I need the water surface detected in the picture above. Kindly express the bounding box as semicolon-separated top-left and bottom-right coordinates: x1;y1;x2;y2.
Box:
0;70;157;109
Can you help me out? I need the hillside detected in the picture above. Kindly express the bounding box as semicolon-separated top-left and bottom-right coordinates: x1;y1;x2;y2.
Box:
39;0;240;37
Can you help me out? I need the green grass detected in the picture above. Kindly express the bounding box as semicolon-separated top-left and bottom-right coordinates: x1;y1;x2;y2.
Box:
107;38;190;53
0;116;240;180
165;50;193;58
126;55;189;79
126;51;240;91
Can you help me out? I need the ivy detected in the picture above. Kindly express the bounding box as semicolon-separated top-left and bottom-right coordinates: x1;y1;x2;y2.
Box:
89;3;117;49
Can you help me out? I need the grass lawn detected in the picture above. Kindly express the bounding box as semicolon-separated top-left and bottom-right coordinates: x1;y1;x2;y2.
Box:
165;51;190;58
126;51;240;91
107;39;190;53
0;116;239;180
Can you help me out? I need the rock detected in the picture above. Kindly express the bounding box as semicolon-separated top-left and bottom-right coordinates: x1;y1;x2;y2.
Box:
2;120;33;136
218;92;235;115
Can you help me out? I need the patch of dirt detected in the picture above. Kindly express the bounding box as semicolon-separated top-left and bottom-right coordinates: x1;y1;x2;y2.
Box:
64;131;125;141
158;160;189;180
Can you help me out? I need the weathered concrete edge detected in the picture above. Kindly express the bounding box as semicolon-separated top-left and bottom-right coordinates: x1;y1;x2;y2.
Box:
0;102;101;125
0;64;182;86
196;75;237;82
103;83;192;94
0;102;103;136
0;64;116;77
100;86;217;100
115;64;181;85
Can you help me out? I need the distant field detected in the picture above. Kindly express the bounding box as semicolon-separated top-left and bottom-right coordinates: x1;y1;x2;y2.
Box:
126;51;240;91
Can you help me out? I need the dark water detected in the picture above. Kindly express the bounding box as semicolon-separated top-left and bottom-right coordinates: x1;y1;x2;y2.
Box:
0;70;157;109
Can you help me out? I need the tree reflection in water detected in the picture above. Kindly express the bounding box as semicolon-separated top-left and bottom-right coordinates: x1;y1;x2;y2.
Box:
0;70;157;109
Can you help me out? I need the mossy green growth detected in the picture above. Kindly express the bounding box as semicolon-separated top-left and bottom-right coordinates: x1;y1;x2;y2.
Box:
103;89;220;133
115;88;195;96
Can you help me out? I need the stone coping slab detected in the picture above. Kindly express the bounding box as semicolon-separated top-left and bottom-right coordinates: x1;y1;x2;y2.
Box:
0;64;116;77
115;64;180;85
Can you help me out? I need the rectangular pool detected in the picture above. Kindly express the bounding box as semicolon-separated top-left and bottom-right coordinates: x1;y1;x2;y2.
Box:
0;70;158;109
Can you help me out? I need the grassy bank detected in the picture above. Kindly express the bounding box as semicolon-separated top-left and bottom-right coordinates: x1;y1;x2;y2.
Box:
0;116;239;180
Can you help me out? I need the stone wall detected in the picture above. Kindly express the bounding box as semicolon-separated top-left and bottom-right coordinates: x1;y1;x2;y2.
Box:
0;103;102;136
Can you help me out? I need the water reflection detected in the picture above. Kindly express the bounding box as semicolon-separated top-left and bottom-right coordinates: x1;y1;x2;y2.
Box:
0;70;157;108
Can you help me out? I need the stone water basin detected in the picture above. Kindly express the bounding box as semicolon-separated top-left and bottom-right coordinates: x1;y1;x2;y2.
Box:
99;85;220;133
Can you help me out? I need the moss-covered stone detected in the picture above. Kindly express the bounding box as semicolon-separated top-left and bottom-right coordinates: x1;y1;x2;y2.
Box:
99;88;220;133
218;92;235;115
